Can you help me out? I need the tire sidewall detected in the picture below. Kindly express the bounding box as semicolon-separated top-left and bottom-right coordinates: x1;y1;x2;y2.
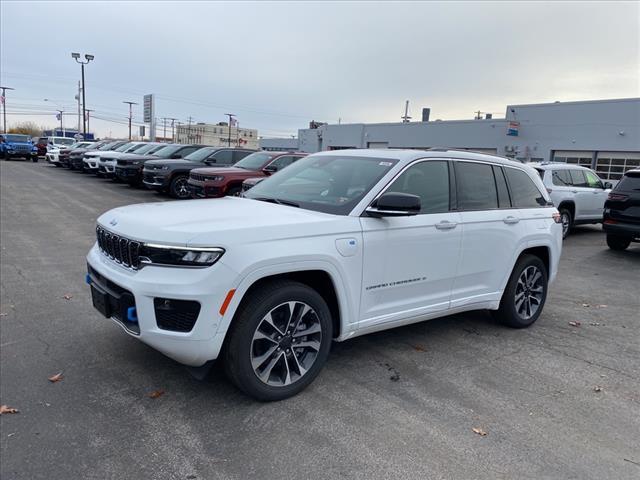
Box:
225;283;333;401
500;255;548;328
560;208;572;239
170;174;190;199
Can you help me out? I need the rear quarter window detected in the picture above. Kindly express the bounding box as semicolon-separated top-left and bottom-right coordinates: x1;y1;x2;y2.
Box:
505;167;548;208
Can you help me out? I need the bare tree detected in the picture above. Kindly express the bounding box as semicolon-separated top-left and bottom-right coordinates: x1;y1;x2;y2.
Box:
8;121;48;137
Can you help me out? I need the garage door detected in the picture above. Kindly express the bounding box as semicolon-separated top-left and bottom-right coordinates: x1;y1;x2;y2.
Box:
594;151;640;181
553;151;594;168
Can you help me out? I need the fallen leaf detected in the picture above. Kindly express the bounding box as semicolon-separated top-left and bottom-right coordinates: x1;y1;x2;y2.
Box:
595;304;608;309
63;294;72;300
568;321;581;327
589;322;601;326
412;344;426;352
7;432;16;437
48;372;63;383
472;427;488;436
0;312;7;317
148;390;165;399
581;303;590;308
594;386;604;392
0;405;19;415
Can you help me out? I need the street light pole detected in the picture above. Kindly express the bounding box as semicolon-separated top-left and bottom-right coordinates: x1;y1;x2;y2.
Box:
0;86;15;134
225;113;235;147
123;101;137;140
71;53;94;138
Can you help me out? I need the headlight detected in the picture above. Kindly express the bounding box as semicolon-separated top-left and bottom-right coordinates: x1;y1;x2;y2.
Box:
210;176;224;182
139;244;224;268
160;166;170;170
131;160;140;165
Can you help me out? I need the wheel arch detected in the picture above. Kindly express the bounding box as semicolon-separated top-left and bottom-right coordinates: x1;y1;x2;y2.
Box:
557;200;575;218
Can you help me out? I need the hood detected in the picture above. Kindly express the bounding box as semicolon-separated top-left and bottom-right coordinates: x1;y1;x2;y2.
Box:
85;151;103;158
192;166;261;178
243;177;265;186
99;151;128;160
145;159;193;168
118;153;160;162
97;197;356;248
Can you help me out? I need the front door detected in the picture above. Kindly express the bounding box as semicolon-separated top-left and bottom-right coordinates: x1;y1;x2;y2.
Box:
359;160;462;329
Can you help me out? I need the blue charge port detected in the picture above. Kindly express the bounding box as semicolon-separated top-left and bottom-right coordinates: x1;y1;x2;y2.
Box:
127;307;138;323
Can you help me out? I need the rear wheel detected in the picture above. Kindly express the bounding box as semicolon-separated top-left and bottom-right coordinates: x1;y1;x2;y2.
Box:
495;254;548;328
224;280;333;401
169;174;190;199
606;234;631;251
559;208;572;239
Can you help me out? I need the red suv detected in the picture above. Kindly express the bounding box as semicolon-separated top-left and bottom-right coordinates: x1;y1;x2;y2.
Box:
188;151;306;198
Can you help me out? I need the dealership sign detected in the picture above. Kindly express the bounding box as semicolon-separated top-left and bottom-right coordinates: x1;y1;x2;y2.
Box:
507;121;520;136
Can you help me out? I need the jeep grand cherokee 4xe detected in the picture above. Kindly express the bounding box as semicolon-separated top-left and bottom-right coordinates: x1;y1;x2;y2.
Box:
603;169;640;250
86;149;562;401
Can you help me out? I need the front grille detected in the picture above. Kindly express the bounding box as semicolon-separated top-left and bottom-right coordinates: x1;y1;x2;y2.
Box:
96;226;141;269
190;173;218;182
154;298;200;332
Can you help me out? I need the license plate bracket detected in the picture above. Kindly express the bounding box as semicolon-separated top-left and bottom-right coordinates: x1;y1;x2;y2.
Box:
91;284;112;318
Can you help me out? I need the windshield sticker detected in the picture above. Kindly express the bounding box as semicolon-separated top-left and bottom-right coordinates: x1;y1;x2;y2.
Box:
379;161;393;166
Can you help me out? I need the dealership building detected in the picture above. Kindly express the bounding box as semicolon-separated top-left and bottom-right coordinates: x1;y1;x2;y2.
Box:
262;98;640;181
176;122;258;149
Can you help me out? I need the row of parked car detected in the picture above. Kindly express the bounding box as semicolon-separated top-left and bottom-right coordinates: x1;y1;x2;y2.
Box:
46;139;308;200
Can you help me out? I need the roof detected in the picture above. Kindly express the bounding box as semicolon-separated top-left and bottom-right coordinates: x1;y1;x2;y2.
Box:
508;97;640;109
528;162;593;171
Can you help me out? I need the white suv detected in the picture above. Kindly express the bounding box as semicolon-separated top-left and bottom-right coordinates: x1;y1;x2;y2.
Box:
87;149;562;400
531;163;612;238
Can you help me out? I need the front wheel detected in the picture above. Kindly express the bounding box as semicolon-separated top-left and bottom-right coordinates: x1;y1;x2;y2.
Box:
223;280;333;401
495;254;548;328
559;208;572;239
169;174;190;199
606;234;631;251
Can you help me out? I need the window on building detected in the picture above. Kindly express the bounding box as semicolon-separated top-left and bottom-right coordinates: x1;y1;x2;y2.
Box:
386;161;450;214
455;162;498;210
504;167;547;208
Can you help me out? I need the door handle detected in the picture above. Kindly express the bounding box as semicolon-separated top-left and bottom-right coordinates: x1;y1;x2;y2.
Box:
571;190;578;193
503;216;520;224
435;220;457;230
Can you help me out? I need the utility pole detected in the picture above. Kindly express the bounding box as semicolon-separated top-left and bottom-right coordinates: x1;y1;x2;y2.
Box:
225;113;235;147
76;81;82;133
175;121;183;143
401;100;411;123
71;53;94;138
0;86;15;134
187;116;194;143
85;109;94;136
123;101;137;140
55;110;64;135
168;117;178;142
474;110;483;120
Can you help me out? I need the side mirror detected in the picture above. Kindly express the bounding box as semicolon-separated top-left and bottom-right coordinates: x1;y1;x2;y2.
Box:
366;192;421;217
171;153;182;159
604;182;613;189
263;164;278;174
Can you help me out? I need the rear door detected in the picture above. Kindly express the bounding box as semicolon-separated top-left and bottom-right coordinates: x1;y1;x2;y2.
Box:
232;150;252;163
450;162;528;307
583;169;608;218
207;149;235;166
567;169;592;220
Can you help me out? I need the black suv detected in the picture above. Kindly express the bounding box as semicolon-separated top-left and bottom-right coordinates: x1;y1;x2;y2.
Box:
115;143;205;187
142;147;255;199
603;169;640;250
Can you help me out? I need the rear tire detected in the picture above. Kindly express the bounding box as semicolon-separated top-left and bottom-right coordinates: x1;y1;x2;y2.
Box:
606;234;631;251
223;280;333;401
495;254;548;328
559;208;572;239
169;174;190;199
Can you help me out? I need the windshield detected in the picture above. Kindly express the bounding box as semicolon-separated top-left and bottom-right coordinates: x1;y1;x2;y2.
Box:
3;134;30;143
98;142;118;151
245;155;399;215
134;143;160;155
87;142;103;150
235;152;274;170
185;147;216;162
153;145;183;158
56;138;75;146
114;142;134;152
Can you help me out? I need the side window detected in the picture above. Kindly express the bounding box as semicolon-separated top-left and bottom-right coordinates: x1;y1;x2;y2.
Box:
493;166;511;208
210;150;234;164
385;161;449;214
504;168;547;208
268;155;297;171
232;150;251;163
584;170;603;189
177;147;199;158
552;169;572;186
569;169;587;187
456;162;498;210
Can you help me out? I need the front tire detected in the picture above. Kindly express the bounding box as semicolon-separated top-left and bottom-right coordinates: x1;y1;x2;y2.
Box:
169;174;190;199
495;254;548;328
223;280;333;401
606;234;631;251
559;208;572;239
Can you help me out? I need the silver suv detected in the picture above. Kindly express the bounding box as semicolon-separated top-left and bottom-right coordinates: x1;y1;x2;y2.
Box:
531;163;612;238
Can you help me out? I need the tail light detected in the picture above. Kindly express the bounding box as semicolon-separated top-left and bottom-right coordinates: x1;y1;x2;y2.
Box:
607;193;629;201
552;212;562;224
604;218;618;225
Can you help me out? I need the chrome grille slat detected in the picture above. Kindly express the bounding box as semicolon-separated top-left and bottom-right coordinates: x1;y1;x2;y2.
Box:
95;226;141;270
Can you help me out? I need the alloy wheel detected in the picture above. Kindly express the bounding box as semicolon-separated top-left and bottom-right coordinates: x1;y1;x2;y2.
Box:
514;266;544;320
250;301;322;387
561;212;570;238
174;177;190;198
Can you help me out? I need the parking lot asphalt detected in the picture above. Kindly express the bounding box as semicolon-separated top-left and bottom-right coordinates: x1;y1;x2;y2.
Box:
1;160;639;480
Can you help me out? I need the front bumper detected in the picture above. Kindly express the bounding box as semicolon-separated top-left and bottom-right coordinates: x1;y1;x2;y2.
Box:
86;245;237;366
115;165;142;181
83;159;99;171
46;153;60;163
187;180;225;198
98;164;116;176
142;171;170;189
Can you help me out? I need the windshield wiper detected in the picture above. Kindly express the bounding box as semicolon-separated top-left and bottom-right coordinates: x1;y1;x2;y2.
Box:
253;197;300;208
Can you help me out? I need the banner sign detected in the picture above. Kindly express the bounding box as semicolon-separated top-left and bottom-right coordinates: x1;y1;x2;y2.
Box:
507;121;520;136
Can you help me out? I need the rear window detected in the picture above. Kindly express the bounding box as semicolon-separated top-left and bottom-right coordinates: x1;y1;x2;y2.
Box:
504;167;548;208
616;172;640;191
552;169;572;186
455;162;498;210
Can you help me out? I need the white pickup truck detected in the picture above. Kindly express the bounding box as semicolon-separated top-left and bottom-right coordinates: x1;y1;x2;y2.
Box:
87;149;562;400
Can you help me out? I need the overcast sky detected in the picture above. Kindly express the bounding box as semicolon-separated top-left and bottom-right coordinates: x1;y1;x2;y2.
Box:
1;1;638;139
